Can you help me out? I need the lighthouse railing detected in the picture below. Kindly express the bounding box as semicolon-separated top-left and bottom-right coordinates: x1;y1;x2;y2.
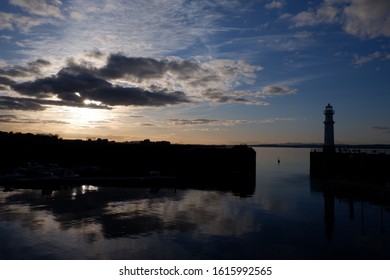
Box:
323;109;335;114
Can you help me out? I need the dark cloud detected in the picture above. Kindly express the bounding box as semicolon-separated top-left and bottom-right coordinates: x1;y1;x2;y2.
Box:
5;53;265;110
38;97;110;109
84;87;189;107
12;70;111;99
99;54;203;81
0;76;15;85
0;114;68;124
164;59;203;80
0;59;51;77
0;95;110;111
0;66;29;77
100;54;167;81
0;114;17;122
10;66;189;107
0;96;44;111
28;58;51;68
86;49;105;58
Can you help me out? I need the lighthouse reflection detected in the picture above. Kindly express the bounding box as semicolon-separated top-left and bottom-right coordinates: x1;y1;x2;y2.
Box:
310;178;389;241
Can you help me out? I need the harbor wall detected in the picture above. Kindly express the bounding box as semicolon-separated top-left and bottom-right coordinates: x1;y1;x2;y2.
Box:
310;150;390;183
0;132;256;192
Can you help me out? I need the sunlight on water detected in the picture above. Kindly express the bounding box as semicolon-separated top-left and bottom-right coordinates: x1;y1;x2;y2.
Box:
81;184;99;194
0;148;389;259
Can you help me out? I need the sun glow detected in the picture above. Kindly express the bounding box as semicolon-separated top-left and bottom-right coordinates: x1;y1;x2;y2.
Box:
65;106;109;127
83;99;103;106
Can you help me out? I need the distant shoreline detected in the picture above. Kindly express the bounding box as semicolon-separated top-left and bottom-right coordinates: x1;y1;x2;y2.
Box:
252;143;390;149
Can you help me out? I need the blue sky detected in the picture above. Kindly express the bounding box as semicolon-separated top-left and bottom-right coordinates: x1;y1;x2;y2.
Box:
0;0;389;144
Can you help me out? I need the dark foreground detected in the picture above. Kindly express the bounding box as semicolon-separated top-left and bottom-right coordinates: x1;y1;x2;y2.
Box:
0;131;256;193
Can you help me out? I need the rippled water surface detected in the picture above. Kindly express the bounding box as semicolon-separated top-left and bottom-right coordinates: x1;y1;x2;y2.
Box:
1;148;389;259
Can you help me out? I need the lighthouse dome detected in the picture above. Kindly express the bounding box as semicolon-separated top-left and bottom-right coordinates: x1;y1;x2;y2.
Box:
324;103;335;114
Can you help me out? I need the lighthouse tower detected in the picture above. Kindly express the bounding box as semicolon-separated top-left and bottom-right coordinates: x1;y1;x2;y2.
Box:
323;103;335;153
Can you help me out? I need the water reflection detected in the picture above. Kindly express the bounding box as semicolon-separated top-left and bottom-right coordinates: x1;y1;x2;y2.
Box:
310;177;389;242
0;184;262;259
0;147;389;259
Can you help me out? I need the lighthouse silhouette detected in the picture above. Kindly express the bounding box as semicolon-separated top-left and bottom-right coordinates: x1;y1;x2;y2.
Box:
323;103;335;153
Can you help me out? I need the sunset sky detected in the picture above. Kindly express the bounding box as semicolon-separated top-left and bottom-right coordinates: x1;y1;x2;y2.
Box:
0;0;389;144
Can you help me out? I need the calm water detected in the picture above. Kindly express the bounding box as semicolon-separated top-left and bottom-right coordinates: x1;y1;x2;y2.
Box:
0;148;389;259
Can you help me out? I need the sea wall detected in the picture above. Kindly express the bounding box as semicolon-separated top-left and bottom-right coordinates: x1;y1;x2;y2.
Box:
0;132;256;192
310;150;390;183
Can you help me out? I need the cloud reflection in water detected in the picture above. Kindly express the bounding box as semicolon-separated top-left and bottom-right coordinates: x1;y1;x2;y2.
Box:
0;185;260;259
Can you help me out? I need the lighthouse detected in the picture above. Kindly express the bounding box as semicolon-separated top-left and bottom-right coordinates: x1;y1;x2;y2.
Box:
323;103;335;153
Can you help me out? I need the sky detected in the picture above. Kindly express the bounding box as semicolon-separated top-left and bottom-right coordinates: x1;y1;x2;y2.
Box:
0;0;389;145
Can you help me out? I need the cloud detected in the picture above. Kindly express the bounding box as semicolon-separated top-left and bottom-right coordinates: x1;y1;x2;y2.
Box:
141;123;154;127
83;87;189;107
0;96;45;111
265;1;286;9
261;86;297;95
4;53;268;109
167;118;248;126
10;64;190;107
202;89;270;105
352;51;382;66
7;0;221;58
0;94;112;111
343;0;390;38
0;114;16;122
0;11;45;31
291;2;339;27
1;52;297;111
259;117;302;123
166;117;300;127
372;126;390;133
10;0;63;19
0;113;68;124
290;0;390;38
11;70;112;99
99;54;261;89
0;76;15;86
294;31;313;39
0;58;51;77
100;55;171;81
69;10;87;21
